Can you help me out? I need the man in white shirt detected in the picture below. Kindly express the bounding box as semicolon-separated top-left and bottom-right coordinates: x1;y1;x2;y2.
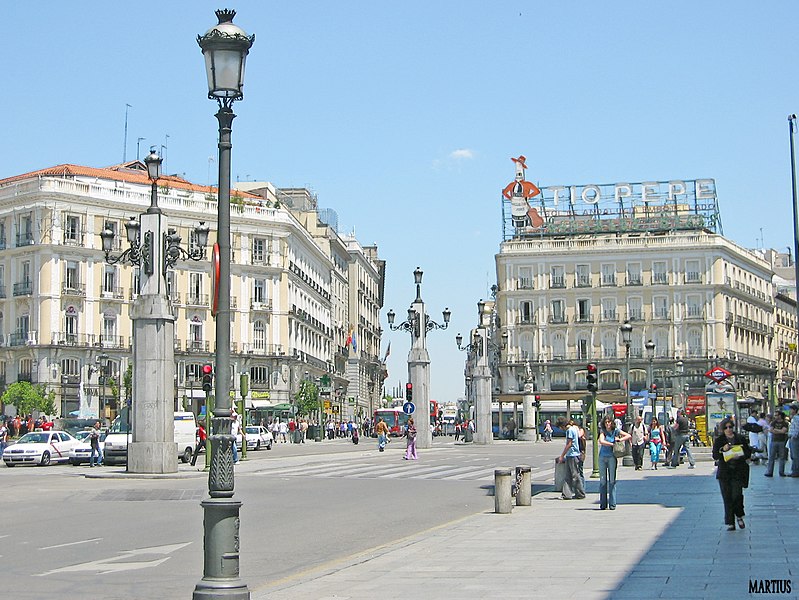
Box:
231;411;241;464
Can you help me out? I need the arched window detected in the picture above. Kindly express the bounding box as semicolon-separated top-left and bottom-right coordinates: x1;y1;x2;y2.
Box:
687;328;703;357
602;331;617;358
551;333;566;360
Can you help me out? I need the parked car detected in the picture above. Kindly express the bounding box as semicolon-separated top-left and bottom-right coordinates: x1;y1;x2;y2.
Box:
3;431;80;466
245;426;273;451
68;432;108;465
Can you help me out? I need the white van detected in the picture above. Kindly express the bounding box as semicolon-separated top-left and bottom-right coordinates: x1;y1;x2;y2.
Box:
641;405;678;428
104;411;197;465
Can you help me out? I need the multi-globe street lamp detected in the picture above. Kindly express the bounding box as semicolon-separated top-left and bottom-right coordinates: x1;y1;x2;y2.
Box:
387;267;450;449
675;359;685;411
193;9;254;600
645;339;656;416
620;320;634;467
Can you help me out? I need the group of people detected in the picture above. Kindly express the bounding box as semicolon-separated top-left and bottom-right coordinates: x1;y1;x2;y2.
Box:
1;414;53;439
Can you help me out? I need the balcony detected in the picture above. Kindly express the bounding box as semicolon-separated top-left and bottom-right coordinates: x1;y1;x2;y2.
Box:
516;316;537;326
9;332;36;347
51;332;90;347
250;300;272;312
99;335;126;349
517;277;534;290
186;340;210;353
62;283;86;297
626;275;643;286
13;281;32;296
685;272;703;283
601;311;618;322
653;308;670;320
241;343;284;356
685;306;704;319
574;314;594;324
627;310;643;321
16;233;34;247
652;274;668;285
62;232;84;246
550;277;565;289
0;285;5;299
100;286;124;300
575;276;591;287
186;293;210;307
548;315;567;325
167;291;182;304
600;277;617;287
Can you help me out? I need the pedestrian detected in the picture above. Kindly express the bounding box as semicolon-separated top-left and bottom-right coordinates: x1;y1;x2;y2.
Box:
597;414;631;510
0;418;8;456
543;420;553;442
278;419;288;444
403;417;418;460
506;417;517;441
712;417;752;530
788;403;799;477
669;410;695;468
191;421;206;466
648;417;666;470
299;419;308;443
745;414;765;464
288;418;297;443
231;411;241;464
765;410;789;477
556;417;586;500
89;421;102;467
577;420;587;487
375;417;389;452
630;415;649;470
454;421;461;441
757;412;770;461
663;417;675;464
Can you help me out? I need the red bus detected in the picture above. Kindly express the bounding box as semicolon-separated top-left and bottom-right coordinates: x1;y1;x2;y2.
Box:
374;407;410;436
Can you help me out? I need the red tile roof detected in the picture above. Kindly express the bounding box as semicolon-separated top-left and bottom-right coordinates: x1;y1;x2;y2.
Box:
0;161;259;198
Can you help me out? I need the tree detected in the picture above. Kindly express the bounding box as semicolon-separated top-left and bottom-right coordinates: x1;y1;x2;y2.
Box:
1;382;53;417
293;380;320;417
123;364;133;403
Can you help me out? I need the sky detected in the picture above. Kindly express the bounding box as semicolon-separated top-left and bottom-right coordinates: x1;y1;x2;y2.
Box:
3;1;799;404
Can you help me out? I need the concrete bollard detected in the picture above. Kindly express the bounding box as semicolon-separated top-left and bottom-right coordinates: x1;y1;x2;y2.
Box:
515;465;531;506
494;468;513;514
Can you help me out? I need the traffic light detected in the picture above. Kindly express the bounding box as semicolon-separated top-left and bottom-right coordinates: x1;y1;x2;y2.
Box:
202;363;213;393
586;363;598;393
534;395;541;409
405;382;413;402
650;383;657;398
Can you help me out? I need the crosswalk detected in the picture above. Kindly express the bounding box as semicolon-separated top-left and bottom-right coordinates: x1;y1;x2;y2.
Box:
251;458;556;483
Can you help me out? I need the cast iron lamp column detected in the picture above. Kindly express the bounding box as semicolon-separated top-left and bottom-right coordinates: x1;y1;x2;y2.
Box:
620;320;634;466
387;267;450;449
675;360;684;411
194;9;254;600
645;340;656;416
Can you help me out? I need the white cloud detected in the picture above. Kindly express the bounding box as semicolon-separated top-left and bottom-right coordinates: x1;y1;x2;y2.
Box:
449;148;475;160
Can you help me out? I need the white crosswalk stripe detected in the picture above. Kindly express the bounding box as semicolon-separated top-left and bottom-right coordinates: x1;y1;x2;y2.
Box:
253;459;557;483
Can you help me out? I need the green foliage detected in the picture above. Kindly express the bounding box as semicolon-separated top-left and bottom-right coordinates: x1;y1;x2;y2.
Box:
107;376;120;403
1;382;53;416
293;380;320;417
123;365;133;401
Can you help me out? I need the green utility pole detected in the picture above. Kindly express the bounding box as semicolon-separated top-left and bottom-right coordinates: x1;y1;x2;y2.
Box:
204;392;214;470
239;373;249;460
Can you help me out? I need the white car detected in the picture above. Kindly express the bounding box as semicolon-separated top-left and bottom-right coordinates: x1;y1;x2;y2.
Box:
68;432;107;465
3;431;80;466
245;426;273;451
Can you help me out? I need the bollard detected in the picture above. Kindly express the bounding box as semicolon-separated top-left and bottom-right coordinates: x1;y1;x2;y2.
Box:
494;468;513;514
515;465;532;506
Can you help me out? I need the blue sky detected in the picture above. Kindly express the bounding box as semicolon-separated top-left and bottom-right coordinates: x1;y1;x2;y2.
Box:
3;2;798;403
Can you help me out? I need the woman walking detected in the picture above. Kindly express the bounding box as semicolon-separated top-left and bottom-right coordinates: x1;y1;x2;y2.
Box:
649;417;666;470
712;417;752;530
597;415;631;510
404;417;418;460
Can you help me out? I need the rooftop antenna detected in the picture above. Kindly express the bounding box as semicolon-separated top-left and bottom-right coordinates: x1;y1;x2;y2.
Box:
136;137;145;161
123;103;132;162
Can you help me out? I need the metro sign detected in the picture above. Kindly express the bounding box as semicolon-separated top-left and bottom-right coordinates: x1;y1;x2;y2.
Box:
705;366;731;383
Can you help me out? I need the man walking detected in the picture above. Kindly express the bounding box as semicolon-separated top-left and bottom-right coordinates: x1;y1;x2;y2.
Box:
669;410;695;469
89;421;102;467
191;421;207;466
788;403;799;477
556;417;585;500
375;417;390;452
765;410;789;477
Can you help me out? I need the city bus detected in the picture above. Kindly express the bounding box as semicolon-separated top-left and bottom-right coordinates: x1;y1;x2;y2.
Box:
373;407;410;436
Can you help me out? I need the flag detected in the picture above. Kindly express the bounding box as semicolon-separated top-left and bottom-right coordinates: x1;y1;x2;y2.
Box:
351;329;357;352
346;325;353;348
383;341;391;361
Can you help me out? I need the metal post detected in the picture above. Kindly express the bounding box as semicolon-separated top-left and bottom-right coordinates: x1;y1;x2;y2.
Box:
789;115;799;379
622;342;634;467
590;389;599;478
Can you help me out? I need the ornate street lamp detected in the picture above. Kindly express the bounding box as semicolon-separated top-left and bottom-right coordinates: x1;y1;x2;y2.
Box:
645;339;656;416
387;267;450;448
194;9;254;600
619;320;634;467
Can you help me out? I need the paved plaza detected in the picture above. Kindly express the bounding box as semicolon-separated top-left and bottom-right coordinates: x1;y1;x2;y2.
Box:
258;457;798;600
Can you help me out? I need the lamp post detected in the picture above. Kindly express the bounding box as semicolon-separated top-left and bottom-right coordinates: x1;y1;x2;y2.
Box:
387;267;450;449
620;320;634;467
194;9;254;600
788;115;799;335
61;374;69;418
96;353;109;425
675;360;685;412
645;340;655;417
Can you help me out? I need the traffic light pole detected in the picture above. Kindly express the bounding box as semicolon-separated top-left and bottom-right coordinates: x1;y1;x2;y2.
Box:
590;389;599;478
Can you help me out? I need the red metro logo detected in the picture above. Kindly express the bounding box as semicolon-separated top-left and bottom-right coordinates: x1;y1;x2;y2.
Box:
705;366;731;384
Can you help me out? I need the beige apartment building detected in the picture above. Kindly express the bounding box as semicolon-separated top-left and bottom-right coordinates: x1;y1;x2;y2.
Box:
494;178;777;413
0;161;384;422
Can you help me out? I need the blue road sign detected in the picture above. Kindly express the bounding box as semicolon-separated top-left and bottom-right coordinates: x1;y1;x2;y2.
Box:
403;402;415;415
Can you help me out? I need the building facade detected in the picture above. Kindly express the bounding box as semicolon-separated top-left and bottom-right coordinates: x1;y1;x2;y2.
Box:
0;162;384;422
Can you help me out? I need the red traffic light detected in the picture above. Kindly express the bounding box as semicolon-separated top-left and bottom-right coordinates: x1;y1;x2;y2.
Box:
202;363;213;375
587;363;598;374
